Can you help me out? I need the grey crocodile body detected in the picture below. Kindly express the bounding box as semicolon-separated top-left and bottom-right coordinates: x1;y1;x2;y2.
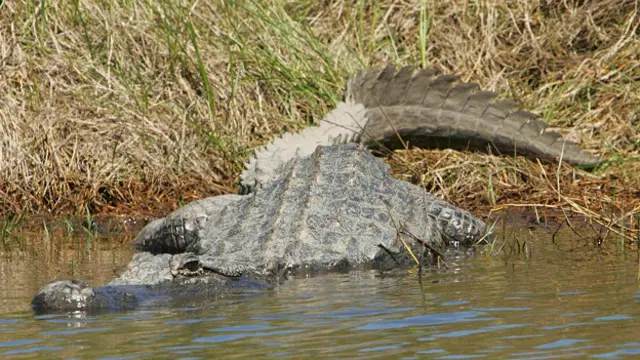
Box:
32;67;599;313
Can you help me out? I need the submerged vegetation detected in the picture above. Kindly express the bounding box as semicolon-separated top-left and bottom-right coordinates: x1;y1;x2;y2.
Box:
0;1;638;238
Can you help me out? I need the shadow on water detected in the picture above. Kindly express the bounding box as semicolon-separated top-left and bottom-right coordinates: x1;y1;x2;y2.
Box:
0;215;141;314
1;212;640;358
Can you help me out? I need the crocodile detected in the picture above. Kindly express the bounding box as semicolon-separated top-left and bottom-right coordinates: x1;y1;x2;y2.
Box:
32;66;599;313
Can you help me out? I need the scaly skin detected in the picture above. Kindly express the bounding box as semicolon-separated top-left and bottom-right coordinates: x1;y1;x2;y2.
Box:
347;66;599;167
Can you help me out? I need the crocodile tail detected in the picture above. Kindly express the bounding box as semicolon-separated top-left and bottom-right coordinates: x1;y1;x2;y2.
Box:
239;102;368;193
240;66;600;191
346;66;601;167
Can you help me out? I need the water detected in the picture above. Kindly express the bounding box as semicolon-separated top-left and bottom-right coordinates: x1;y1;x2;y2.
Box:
1;218;639;359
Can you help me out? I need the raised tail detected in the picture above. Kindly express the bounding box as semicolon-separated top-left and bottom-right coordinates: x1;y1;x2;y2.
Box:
347;66;600;167
240;66;601;191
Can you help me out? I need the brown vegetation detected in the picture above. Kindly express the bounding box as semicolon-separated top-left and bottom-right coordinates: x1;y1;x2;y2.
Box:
0;1;638;236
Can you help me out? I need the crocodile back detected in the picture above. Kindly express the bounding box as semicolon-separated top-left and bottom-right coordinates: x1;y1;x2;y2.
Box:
201;144;487;277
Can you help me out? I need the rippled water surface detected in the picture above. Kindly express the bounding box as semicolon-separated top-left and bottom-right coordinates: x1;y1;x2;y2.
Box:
1;219;639;359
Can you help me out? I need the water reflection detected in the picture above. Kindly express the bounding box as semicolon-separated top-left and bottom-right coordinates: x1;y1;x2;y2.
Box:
0;217;639;358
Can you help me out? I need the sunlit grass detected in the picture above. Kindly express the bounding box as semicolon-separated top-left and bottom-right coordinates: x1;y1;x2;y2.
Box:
0;0;637;238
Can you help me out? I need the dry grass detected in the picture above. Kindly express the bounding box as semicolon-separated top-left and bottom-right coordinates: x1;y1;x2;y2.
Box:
0;1;638;232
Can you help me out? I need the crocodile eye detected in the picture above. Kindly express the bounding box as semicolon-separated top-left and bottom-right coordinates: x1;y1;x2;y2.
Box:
182;260;200;272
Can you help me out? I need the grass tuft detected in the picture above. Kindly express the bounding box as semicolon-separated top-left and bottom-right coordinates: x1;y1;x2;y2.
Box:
0;0;637;236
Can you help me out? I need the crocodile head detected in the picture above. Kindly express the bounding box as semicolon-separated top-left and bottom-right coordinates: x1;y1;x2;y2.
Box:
31;252;235;313
31;280;112;313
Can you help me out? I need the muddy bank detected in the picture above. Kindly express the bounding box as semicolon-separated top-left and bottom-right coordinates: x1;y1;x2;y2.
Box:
0;1;637;231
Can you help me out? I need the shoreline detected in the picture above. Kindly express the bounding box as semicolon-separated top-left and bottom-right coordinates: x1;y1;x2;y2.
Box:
1;1;637;233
